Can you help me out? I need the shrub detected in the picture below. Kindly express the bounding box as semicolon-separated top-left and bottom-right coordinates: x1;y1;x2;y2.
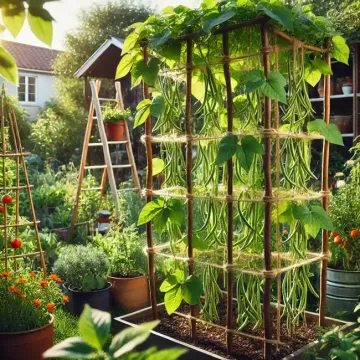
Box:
53;245;109;291
103;103;131;123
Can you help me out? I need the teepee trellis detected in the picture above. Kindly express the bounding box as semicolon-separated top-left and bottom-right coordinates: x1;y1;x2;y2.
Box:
0;87;47;276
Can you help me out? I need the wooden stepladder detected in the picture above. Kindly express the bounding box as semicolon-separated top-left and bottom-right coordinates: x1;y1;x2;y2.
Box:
69;80;140;239
0;86;47;276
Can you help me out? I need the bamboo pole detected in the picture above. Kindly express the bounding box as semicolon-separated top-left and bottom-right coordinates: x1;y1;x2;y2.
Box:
185;37;197;338
319;43;331;326
353;43;359;137
261;23;273;360
222;30;234;355
143;43;158;320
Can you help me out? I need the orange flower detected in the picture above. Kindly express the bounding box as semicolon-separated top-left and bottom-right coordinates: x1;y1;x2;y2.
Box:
47;302;55;313
2;272;10;278
29;272;36;277
9;285;17;293
55;277;63;283
18;278;27;284
20;294;26;300
33;299;41;307
49;274;63;283
40;280;48;289
62;295;69;304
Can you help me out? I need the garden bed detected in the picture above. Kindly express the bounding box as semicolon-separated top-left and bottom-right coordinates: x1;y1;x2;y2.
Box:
115;302;351;360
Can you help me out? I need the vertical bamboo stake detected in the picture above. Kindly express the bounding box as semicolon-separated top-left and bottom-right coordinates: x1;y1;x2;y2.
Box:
1;88;8;272
185;37;196;338
222;31;234;355
143;43;158;320
319;42;331;326
353;43;359;137
261;23;273;360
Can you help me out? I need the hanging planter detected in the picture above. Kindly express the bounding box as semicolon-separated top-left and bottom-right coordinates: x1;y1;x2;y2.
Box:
102;104;131;141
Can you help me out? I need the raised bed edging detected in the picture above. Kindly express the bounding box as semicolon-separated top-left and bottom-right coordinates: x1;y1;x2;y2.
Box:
114;303;354;360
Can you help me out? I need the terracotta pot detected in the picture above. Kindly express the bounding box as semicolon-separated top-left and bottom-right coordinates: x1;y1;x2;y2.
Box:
107;274;149;311
104;121;125;141
330;115;352;133
0;315;53;360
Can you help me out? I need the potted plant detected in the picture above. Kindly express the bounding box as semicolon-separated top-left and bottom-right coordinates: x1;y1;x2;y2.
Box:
0;270;66;360
49;206;73;240
102;103;131;141
92;225;149;311
53;245;111;315
328;161;360;313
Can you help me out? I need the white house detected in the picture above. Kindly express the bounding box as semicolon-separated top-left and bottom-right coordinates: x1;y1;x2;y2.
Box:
1;40;62;120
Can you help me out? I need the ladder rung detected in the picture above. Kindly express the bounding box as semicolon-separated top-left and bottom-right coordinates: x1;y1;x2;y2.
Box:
88;141;128;147
81;187;102;191
117;187;138;192
85;165;106;170
99;98;117;102
112;165;132;169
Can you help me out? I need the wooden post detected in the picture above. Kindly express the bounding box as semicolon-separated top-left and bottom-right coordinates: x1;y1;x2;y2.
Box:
143;43;158;320
319;43;331;326
185;37;196;338
261;22;273;360
222;31;234;355
353;43;359;138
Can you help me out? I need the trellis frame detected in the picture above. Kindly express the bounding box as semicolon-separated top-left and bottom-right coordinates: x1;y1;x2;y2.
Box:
142;17;331;360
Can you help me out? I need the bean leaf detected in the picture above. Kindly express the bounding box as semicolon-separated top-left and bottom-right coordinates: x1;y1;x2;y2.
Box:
0;46;18;84
150;95;165;118
236;136;263;172
2;3;25;38
149;29;171;49
145;158;165;176
28;6;53;46
168;199;185;226
245;69;266;93
307;119;344;146
134;99;151;128
332;35;350;65
160;275;179;292
153;208;170;234
258;2;294;32
304;63;322;87
115;54;133;79
138;198;165;225
42;337;96;358
215;134;238;165
122;32;139;55
183;233;209;251
182;275;203;305
202;10;236;33
311;58;333;75
262;71;287;104
164;285;182;314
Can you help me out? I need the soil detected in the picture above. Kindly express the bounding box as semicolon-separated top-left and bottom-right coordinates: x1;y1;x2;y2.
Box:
133;301;325;360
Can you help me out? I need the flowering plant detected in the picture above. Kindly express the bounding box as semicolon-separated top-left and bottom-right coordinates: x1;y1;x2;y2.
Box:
0;271;67;332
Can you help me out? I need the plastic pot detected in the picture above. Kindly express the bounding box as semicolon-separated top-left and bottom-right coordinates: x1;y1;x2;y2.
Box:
0;315;54;360
342;85;353;95
104;121;125;141
62;283;112;316
107;274;149;311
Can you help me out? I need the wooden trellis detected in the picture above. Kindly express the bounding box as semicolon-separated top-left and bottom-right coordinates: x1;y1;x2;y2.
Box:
142;18;332;360
0;87;46;276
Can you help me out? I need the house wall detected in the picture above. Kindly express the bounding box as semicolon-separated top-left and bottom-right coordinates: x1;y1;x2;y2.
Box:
2;70;57;121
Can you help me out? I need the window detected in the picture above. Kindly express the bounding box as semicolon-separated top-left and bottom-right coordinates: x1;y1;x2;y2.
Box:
18;75;36;103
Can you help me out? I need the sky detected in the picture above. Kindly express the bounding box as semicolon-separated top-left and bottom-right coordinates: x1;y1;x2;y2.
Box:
1;0;200;50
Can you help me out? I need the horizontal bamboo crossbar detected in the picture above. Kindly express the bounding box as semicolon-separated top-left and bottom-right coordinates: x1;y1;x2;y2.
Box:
4;185;34;191
0;221;40;229
0;152;31;158
172;311;285;345
0;251;44;261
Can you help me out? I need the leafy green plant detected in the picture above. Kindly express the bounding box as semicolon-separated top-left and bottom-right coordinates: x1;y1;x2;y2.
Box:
160;269;203;314
53;245;109;292
102;103;132;123
43;304;186;360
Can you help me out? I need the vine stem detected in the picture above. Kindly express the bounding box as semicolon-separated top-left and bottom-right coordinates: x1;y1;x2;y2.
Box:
261;22;273;360
143;43;158;320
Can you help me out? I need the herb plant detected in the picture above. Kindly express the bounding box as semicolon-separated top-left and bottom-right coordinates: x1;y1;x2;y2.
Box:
102;103;131;123
53;245;109;292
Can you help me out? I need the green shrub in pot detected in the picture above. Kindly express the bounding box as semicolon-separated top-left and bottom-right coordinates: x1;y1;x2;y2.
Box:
102;103;131;123
53;245;111;315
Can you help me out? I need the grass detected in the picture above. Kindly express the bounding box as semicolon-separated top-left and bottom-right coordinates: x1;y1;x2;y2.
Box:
53;308;79;344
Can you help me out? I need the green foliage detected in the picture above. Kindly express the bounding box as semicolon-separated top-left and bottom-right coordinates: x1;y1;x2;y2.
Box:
102;103;131;123
160;269;203;314
44;305;186;360
134;99;151;128
0;271;64;332
308;120;344;146
92;225;147;277
53;245;109;292
54;308;79;344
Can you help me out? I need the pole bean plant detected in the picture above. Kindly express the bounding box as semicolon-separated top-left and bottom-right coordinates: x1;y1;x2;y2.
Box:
116;0;349;355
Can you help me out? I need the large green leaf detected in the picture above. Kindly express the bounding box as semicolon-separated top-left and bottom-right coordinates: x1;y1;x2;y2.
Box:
138;198;165;225
304;63;321;87
307;119;343;146
236;135;263;172
160;275;179;292
311;58;333;75
202;10;236;33
115;54;134;79
201;0;218;10
182;275;203;305
183;233;209;250
332;35;350;65
153;207;170;234
2;3;25;38
42;337;96;358
258;2;294;32
246;69;266;93
122;32;139;55
310;206;334;231
28;6;53;46
143;58;161;86
159;42;182;62
134;99;151;128
168;199;185;226
150;95;165;118
147;158;165;176
0;46;18;84
78;305;111;350
215;134;238;165
149;29;171;49
147;348;188;360
164;285;183;314
110;321;159;358
262;71;287;104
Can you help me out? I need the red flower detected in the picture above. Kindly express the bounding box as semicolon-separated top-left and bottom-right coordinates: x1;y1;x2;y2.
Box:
2;272;10;278
40;280;48;289
9;285;17;293
49;274;63;283
47;302;55;313
18;278;27;284
20;294;26;300
33;299;41;307
62;295;69;304
29;272;36;277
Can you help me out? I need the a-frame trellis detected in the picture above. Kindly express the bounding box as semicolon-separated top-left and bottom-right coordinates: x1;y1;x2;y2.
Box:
0;87;46;276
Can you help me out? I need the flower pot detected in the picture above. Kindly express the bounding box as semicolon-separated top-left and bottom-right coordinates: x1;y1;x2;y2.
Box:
104;121;125;141
326;267;360;313
0;315;53;360
342;85;353;95
62;282;112;316
330;115;352;133
53;228;69;241
107;274;149;311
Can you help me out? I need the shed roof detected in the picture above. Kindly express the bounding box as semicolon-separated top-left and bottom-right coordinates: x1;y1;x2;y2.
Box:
74;37;124;79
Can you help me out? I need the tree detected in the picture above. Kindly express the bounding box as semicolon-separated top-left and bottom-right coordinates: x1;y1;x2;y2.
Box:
0;0;56;83
53;0;153;111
